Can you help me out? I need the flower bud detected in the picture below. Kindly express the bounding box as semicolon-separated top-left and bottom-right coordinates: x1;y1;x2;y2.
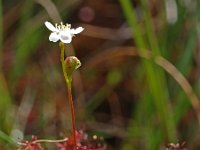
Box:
65;56;81;78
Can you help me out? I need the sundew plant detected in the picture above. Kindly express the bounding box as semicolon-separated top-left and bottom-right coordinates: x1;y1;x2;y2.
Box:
1;0;200;150
16;22;107;150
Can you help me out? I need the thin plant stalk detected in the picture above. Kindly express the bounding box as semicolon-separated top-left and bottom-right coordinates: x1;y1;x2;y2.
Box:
59;42;76;149
119;0;176;142
67;80;76;147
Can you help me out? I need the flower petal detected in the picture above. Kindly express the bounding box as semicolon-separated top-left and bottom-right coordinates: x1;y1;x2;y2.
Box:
59;31;72;43
49;32;59;42
45;21;59;32
70;27;84;34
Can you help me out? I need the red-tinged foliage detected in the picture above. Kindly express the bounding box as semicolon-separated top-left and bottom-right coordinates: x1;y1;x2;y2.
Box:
19;130;106;150
56;130;106;150
19;135;43;150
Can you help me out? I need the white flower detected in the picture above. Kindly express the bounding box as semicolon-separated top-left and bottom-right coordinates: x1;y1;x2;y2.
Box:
44;21;84;43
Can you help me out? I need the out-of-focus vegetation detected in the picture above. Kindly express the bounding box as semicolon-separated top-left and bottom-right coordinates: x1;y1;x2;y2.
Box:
0;0;200;149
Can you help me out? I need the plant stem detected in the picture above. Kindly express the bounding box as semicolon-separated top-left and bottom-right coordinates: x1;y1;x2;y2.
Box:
59;42;76;149
17;138;68;145
67;80;76;148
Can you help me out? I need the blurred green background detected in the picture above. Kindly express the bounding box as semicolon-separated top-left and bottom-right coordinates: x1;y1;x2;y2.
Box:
1;0;200;149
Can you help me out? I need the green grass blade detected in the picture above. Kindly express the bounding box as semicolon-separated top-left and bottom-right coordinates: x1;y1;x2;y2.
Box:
0;0;12;133
119;0;177;146
177;29;197;75
10;1;44;81
0;130;16;146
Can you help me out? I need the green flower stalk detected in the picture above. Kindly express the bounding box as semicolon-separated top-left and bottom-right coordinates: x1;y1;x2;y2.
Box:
45;21;84;149
60;42;81;149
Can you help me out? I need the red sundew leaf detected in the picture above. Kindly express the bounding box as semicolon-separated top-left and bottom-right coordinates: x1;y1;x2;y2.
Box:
19;135;43;150
20;131;106;150
56;130;106;150
20;143;43;150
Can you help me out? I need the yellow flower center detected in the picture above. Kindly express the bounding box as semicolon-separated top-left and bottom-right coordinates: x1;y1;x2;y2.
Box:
55;22;71;31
